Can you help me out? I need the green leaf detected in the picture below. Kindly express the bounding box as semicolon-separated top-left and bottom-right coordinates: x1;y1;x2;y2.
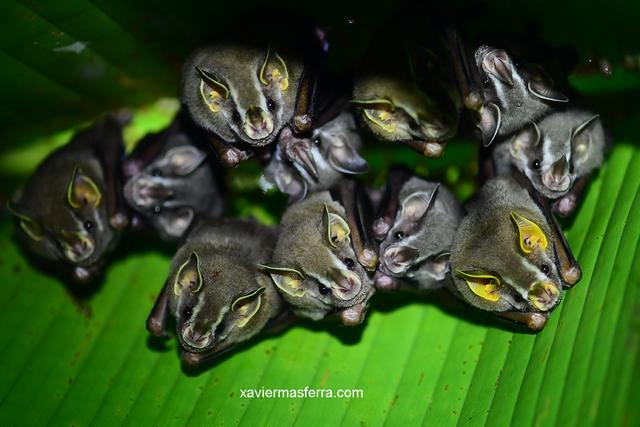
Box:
0;139;638;426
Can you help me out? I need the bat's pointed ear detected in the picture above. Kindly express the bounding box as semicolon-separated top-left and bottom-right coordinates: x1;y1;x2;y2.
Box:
456;270;502;302
476;102;501;147
510;122;541;160
66;166;102;209
527;80;569;103
259;46;289;91
424;252;451;281
400;184;439;222
196;67;229;99
174;251;203;296
230;287;265;327
258;265;305;297
572;115;600;164
510;212;548;254
7;201;45;241
481;49;514;86
164;146;207;176
324;204;351;248
157;208;194;239
328;143;368;175
197;67;229;113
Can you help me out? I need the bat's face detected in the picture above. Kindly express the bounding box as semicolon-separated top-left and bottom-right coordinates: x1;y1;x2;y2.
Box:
169;251;271;355
473;46;568;146
265;194;374;325
507;112;605;199
450;181;564;314
378;180;462;289
124;137;219;239
10;162;114;270
352;76;454;157
265;112;367;200
182;44;302;147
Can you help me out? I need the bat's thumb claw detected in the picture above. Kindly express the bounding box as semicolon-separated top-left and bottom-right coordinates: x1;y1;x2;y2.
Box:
110;213;129;231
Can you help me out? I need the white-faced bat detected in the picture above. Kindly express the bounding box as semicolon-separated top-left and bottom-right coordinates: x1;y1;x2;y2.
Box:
180;43;305;166
448;31;569;147
352;40;460;158
262;180;377;325
123;115;225;240
492;110;608;216
8;112;130;283
372;168;464;293
262;111;367;201
448;175;581;331
146;218;288;366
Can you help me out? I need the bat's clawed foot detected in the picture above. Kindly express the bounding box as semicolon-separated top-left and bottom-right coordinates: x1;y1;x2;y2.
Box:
374;270;399;292
552;195;578;217
218;146;250;168
146;314;168;338
561;265;582;288
292;114;313;134
339;302;368;326
358;248;378;271
109;212;129;231
372;217;392;240
180;350;202;367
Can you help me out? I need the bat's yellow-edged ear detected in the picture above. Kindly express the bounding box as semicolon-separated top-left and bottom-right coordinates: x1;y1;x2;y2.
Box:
456;270;501;302
66;166;102;209
351;99;397;133
259;265;305;298
324;204;350;248
174;252;203;296
231;287;265;327
510;212;548;254
259;46;289;91
197;66;229;113
7;201;44;241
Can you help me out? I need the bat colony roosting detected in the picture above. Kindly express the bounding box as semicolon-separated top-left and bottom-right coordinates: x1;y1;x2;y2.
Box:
8;25;609;366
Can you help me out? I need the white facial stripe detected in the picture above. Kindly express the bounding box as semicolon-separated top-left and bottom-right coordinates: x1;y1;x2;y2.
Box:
493;66;526;110
308;271;334;291
253;75;268;111
190;292;207;320
228;84;247;118
541;136;553;168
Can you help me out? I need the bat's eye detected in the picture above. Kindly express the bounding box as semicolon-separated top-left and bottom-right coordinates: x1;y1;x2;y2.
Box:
151;168;162;177
532;159;541;169
394;231;405;240
318;283;330;295
84;220;94;231
313;136;321;145
182;306;192;319
541;264;550;275
153;206;162;214
232;111;241;122
267;99;276;111
343;257;355;270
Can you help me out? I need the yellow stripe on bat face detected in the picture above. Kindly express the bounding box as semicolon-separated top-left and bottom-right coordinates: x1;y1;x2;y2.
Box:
510;212;548;254
456;270;502;302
